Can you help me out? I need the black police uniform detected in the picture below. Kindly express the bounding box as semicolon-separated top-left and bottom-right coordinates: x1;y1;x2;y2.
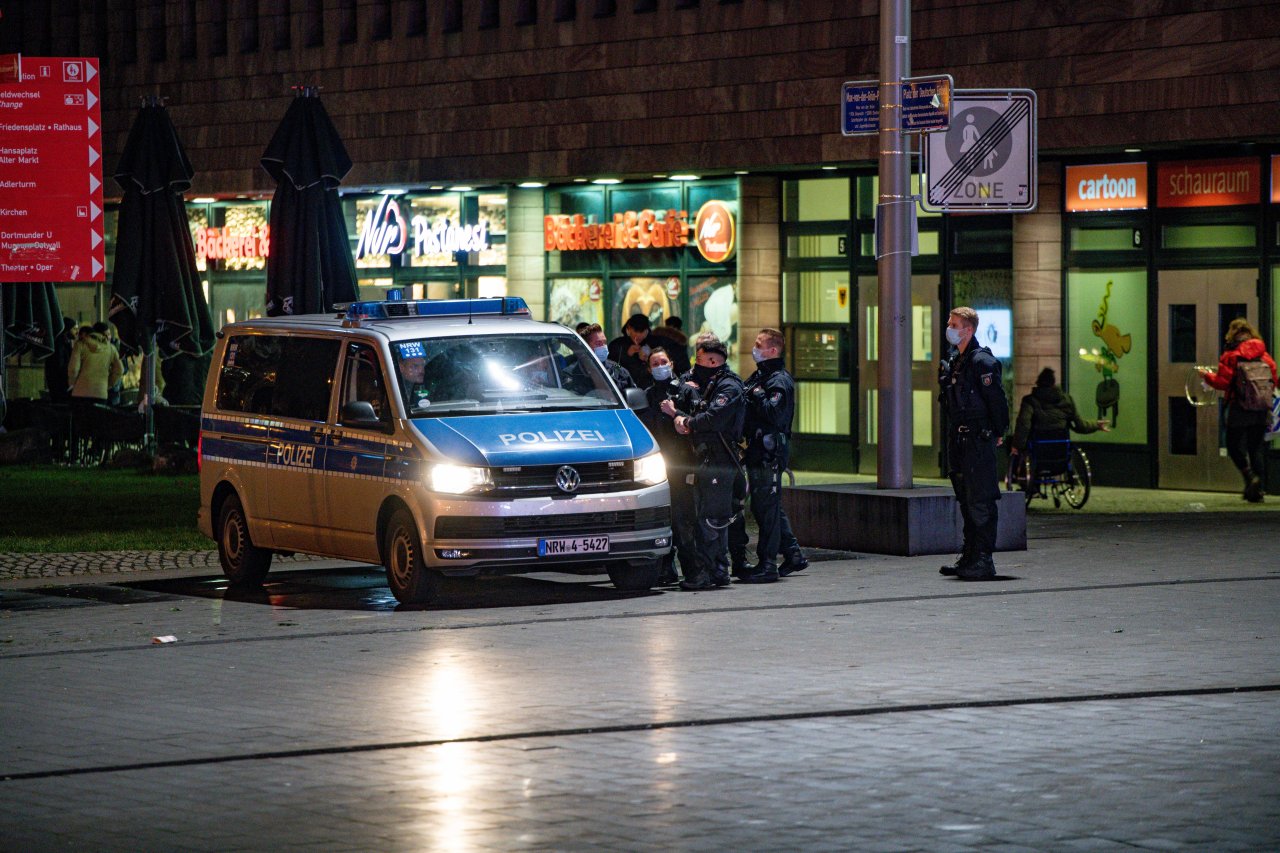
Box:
733;357;806;582
638;375;700;584
680;364;746;589
939;341;1009;578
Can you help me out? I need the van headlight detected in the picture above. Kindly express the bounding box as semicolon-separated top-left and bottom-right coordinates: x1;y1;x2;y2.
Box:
428;463;493;494
633;451;667;486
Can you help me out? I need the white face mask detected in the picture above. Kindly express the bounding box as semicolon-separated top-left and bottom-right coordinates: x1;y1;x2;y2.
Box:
945;327;964;347
651;364;673;381
751;347;767;363
593;345;609;362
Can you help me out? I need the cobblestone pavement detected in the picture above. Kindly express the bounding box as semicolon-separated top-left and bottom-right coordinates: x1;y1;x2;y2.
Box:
2;512;1278;850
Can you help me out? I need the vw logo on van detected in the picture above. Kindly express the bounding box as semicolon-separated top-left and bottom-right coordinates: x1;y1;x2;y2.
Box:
555;465;581;494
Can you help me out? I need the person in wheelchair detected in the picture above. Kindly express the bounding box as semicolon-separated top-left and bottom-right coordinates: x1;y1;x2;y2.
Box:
1010;368;1109;493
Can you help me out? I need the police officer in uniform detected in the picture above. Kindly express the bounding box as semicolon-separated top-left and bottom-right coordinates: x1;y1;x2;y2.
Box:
939;306;1009;580
667;337;745;590
735;328;808;583
638;347;699;585
579;323;634;390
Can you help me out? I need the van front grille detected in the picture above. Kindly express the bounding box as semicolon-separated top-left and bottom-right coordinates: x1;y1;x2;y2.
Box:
435;506;669;540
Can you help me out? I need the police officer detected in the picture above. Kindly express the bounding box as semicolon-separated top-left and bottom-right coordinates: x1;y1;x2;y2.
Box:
638;347;699;585
736;328;808;583
580;323;634;390
666;336;745;590
939;306;1009;580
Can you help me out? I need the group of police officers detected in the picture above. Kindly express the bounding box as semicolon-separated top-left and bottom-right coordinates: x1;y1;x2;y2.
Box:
583;303;1009;588
582;322;808;590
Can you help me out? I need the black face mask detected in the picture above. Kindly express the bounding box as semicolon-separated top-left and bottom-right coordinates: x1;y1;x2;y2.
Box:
692;364;717;385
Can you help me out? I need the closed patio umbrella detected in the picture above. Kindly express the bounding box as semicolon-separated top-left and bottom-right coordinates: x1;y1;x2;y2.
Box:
2;281;61;360
108;97;214;361
261;86;358;316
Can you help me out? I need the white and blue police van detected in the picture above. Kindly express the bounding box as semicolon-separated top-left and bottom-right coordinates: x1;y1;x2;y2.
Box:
197;297;671;604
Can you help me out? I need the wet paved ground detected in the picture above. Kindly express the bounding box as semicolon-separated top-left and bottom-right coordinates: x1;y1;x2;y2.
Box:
2;510;1279;850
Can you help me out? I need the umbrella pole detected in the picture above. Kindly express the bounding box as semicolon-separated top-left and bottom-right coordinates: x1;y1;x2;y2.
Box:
143;332;156;454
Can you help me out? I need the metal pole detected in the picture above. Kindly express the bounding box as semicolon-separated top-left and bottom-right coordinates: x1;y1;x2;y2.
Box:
876;0;913;489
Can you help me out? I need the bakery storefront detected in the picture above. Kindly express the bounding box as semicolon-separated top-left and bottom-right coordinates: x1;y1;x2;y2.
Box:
543;179;740;359
1063;152;1278;491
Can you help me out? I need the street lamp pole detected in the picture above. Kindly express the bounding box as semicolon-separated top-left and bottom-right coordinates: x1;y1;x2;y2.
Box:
876;0;913;489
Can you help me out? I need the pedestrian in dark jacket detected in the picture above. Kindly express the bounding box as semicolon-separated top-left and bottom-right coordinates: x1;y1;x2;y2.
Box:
1200;319;1277;502
1011;367;1109;452
608;314;691;389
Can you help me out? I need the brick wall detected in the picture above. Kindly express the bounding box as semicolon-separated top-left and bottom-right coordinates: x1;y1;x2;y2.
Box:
735;174;781;377
5;2;1272;194
504;187;546;318
1011;162;1063;397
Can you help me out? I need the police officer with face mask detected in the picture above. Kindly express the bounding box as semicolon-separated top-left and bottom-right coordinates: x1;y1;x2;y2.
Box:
735;328;807;583
939;306;1009;580
668;337;745;590
641;347;699;585
580;323;634;390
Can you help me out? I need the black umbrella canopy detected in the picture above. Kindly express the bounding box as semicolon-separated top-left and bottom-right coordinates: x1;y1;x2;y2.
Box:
108;99;215;359
261;88;358;316
2;281;61;359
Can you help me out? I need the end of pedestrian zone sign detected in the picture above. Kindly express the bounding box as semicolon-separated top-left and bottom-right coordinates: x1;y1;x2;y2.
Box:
921;89;1037;213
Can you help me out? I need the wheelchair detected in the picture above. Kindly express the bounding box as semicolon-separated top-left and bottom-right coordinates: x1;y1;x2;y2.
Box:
1005;428;1092;509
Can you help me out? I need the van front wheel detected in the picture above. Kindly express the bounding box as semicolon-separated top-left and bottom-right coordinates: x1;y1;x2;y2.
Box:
217;494;272;586
607;559;662;592
383;509;441;605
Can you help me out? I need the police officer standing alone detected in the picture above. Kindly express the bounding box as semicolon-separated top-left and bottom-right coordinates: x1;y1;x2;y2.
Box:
736;328;807;583
664;337;745;590
939;306;1009;580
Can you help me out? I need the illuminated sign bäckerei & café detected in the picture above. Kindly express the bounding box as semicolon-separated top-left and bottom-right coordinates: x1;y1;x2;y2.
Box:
545;201;737;263
195;224;270;261
1157;157;1260;208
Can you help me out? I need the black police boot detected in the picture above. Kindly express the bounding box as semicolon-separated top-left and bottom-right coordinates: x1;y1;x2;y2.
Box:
679;573;714;591
955;554;996;580
730;553;752;579
737;562;780;584
939;554;971;576
779;553;809;576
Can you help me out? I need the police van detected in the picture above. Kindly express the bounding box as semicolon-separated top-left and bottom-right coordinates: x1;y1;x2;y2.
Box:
197;297;671;604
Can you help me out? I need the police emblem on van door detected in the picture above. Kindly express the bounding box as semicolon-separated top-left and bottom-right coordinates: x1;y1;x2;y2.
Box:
555;465;581;494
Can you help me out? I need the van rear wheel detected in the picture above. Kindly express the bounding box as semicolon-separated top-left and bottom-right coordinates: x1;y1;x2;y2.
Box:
607;559;662;592
383;508;441;605
217;493;272;586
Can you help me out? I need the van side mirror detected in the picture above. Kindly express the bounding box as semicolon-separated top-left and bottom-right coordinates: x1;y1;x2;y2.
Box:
341;400;384;429
625;387;649;411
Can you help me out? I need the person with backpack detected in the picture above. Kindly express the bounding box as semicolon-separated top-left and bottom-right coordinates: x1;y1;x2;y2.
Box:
1200;319;1277;502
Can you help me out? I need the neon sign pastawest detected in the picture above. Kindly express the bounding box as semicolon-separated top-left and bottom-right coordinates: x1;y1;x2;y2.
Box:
355;195;490;260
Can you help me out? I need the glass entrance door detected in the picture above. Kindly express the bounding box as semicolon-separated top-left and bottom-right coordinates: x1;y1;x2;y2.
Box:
1156;268;1258;491
856;274;941;476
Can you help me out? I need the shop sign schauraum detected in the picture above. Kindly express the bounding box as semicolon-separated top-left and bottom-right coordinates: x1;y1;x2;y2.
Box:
544;201;736;264
355;195;490;261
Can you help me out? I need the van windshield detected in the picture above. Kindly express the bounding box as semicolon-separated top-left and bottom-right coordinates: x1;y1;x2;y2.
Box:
391;332;623;417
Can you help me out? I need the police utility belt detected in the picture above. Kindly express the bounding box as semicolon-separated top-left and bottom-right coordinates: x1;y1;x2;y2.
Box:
951;422;994;439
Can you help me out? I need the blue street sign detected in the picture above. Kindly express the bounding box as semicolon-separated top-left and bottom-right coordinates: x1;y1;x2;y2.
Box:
842;75;953;136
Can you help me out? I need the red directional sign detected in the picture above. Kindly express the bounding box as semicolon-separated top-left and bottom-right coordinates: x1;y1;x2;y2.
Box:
0;56;105;282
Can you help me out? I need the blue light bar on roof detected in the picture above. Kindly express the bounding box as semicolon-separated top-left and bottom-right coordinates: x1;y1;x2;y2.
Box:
345;297;531;320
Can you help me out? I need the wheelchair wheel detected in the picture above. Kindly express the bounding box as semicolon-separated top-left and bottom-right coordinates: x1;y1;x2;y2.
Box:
1006;452;1036;505
1059;446;1092;508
